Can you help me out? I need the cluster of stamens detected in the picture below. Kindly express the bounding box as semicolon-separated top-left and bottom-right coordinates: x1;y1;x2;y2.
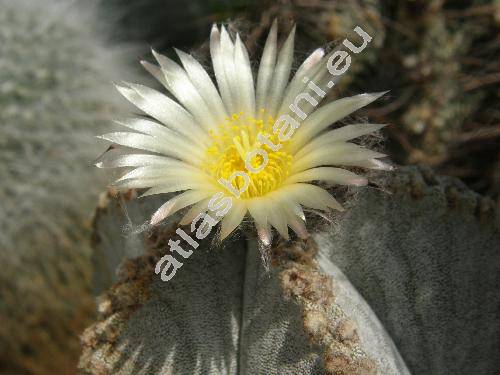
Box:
204;111;292;199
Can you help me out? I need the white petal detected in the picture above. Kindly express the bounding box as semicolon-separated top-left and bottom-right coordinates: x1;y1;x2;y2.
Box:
114;117;172;138
267;26;296;117
98;132;199;164
257;224;273;246
292;142;386;173
291;45;351;104
294;48;325;81
255;20;277;117
282;207;308;239
140;60;169;88
179;198;211;225
297;123;387;157
282;46;372;120
115;177;197;190
290;92;388;153
266;188;307;238
234;34;255;117
219;26;239;112
355;158;394;171
266;198;289;240
140;181;210;197
278;47;324;116
282;196;306;222
284;167;367;186
219;199;247;240
114;118;202;156
115;83;208;146
116;165;202;182
278;183;343;211
95;153;180;169
210;25;235;113
98;132;179;159
151;50;219;131
150;190;214;225
247;197;269;229
175;48;228;121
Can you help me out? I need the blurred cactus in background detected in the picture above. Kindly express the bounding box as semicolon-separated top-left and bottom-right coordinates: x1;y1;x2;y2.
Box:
0;0;138;373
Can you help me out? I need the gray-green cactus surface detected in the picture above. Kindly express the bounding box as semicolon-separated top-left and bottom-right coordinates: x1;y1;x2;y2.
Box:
317;166;499;374
81;165;499;374
84;188;408;374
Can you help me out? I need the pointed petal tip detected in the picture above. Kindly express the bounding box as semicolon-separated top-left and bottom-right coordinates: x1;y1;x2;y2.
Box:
357;91;388;100
353;177;368;186
314;47;325;57
138;191;150;199
114;83;126;91
329;201;345;212
219;228;230;242
174;47;188;57
266;19;278;40
151;48;165;61
179;217;191;226
150;210;166;226
210;24;220;39
150;200;178;226
257;226;273;246
375;90;390;98
371;158;395;171
298;229;309;240
140;60;156;70
121;80;135;89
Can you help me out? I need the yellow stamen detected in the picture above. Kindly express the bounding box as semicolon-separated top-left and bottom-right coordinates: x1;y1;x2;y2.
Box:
203;111;292;199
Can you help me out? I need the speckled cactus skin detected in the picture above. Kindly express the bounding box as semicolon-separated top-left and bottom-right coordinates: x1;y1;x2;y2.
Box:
0;0;137;373
317;166;499;374
80;190;407;375
80;165;498;374
81;167;498;374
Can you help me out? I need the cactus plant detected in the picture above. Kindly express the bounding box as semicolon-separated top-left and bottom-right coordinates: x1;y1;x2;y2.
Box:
80;166;498;374
80;189;408;374
0;0;138;373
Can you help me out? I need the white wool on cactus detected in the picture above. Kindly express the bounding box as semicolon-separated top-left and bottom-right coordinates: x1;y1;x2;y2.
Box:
97;22;392;243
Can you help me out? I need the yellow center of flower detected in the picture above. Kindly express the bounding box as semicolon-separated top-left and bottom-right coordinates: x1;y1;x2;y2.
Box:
204;111;293;199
